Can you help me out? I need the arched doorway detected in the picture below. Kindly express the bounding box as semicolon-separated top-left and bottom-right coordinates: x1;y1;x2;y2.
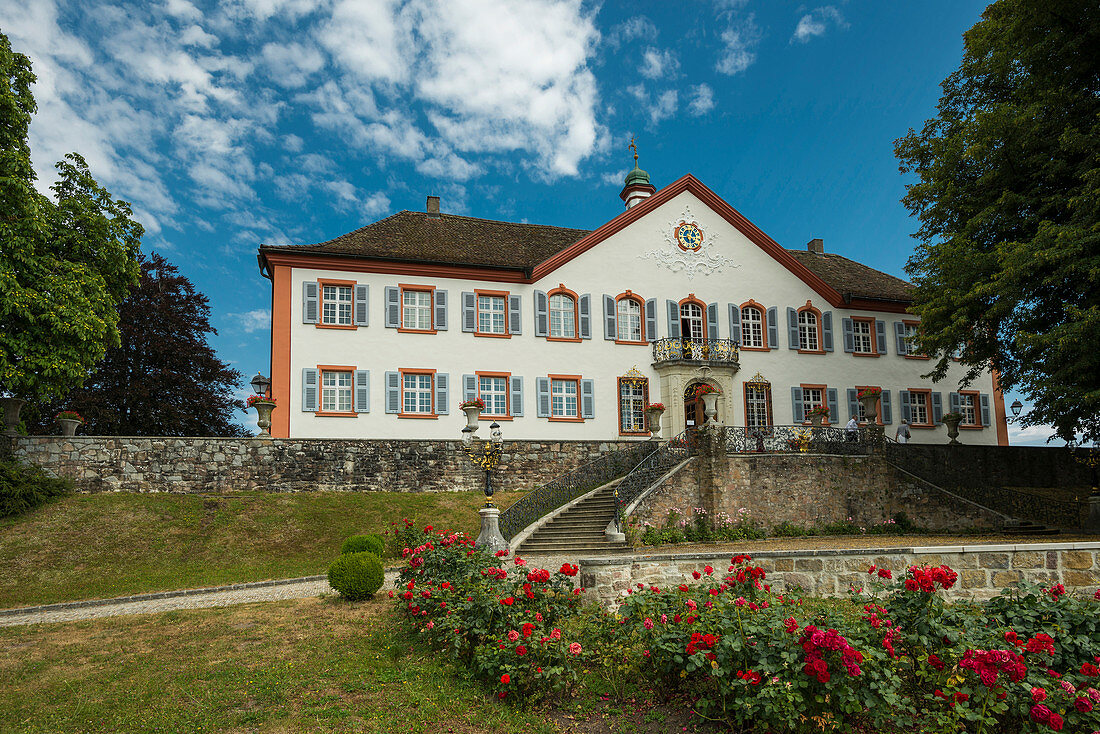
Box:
684;381;720;429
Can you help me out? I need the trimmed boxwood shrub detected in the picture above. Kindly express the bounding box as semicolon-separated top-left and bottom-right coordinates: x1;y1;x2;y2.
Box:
341;533;384;557
0;459;72;519
328;551;384;601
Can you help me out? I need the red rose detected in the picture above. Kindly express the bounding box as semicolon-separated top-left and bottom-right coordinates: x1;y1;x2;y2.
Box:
500;673;510;684
1048;713;1063;731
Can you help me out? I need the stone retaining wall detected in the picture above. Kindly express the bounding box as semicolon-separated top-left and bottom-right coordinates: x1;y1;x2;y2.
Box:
9;436;638;493
579;541;1100;606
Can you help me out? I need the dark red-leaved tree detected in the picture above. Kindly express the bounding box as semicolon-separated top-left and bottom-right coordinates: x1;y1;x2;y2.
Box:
25;252;248;436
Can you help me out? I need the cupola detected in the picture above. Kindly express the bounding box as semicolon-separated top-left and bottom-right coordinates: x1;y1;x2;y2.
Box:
619;138;656;209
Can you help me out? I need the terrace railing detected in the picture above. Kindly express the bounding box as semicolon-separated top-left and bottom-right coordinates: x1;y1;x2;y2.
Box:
613;431;693;531
723;425;873;456
652;338;739;367
498;441;654;541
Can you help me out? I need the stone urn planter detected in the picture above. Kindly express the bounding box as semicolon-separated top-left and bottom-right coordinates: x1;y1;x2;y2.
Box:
1;397;24;437
700;392;719;425
808;413;825;427
250;399;276;437
942;414;962;445
645;407;664;436
461;404;483;431
858;394;880;423
57;418;82;436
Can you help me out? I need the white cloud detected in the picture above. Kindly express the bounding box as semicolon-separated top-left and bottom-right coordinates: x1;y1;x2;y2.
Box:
607;16;657;48
180;24;218;48
792;6;848;44
601;168;627;186
639;48;678;80
261;42;325;87
687;83;715;116
359;191;392;219
651;90;678;125
716;15;760;75
229;309;270;333
1008;422;1069;447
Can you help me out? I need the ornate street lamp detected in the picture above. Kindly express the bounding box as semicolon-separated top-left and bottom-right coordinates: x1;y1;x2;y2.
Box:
461;416;507;552
247;373;276;437
250;372;272;397
1010;400;1023;418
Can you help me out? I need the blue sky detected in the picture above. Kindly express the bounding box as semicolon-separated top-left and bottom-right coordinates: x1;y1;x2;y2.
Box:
2;0;1050;442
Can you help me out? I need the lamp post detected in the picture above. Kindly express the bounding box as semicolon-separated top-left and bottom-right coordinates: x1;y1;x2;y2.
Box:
248;372;276;437
1010;400;1023;420
461;415;507;552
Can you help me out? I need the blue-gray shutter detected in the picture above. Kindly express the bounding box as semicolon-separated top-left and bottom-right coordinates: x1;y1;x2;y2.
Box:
384;286;399;328
463;374;477;402
302;368;318;411
894;321;908;356
645;298;657;342
354;370;370;412
842;318;855;352
875;320;887;354
435;373;449;415
578;294;592;339
434;289;448;330
385;371;400;413
822;312;833;352
900;390;912;423
787;308;799;349
949;392;961;414
728;304;741;343
603;295;616;340
303;282;319;324
580;379;595;419
534;290;548;337
536;377;551;417
461;292;476;332
766;307;778;349
508;294;521;335
791;387;804;423
881;390;893;424
931;392;943;424
980;394;991;427
827;388;839;424
510;376;524;417
667;300;681;339
847;389;859;420
354;285;369;326
707;303;719;340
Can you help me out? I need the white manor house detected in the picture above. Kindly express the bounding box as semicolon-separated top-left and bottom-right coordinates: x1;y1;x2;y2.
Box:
257;163;1008;444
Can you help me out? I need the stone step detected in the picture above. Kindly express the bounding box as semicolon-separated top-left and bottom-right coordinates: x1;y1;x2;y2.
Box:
520;540;625;551
528;532;608;541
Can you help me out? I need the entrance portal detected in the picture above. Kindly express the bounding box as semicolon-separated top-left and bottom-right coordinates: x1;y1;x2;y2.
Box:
684;382;720;429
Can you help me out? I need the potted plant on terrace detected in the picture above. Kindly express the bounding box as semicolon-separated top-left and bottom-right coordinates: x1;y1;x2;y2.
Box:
941;411;963;445
246;394;277;437
693;384;721;425
459;398;484;431
56;410;84;437
856;387;882;423
806;404;830;427
644;402;666;436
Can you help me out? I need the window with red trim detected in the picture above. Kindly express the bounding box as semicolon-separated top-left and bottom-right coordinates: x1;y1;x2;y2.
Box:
400;286;434;332
909;390;932;426
477;372;510;418
616;296;644;342
548;290;577;340
959;391;981;427
797;306;822;352
401;370;435;416
851;317;877;355
476;290;508;336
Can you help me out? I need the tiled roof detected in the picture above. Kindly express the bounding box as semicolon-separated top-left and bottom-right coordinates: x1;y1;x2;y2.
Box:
261;210;589;272
784;249;914;303
261;209;913;303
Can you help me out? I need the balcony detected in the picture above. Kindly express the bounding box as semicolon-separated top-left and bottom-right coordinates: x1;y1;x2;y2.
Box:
652;338;740;368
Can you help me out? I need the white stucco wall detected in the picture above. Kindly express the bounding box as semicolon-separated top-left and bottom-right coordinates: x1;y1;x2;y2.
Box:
280;191;1001;443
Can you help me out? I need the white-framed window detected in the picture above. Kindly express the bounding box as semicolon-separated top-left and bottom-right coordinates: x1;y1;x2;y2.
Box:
681;302;705;340
617;298;643;342
549;293;576;339
402;372;434;414
402;289;433;331
741;306;764;348
479;375;509;417
852;319;874;354
910;392;930;425
477;294;507;335
798;310;819;351
321;370;353;412
802;387;824;415
618;378;648;434
322;285;353;326
551;378;578;418
960;393;978;425
745;383;772;428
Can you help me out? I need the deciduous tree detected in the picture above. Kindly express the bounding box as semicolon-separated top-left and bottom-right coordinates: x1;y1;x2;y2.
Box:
895;0;1100;443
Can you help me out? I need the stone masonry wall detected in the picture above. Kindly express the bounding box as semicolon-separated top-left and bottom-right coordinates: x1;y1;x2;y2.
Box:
10;436;639;494
579;542;1100;606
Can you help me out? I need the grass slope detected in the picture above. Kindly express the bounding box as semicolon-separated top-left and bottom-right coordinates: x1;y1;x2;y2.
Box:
0;491;520;609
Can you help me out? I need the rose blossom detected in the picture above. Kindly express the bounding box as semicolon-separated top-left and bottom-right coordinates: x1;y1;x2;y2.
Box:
569;642;582;655
507;630;520;642
500;673;510;684
644;618;654;630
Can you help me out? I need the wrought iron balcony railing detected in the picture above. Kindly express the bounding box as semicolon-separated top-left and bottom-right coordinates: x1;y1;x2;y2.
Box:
723;425;873;455
652;338;740;367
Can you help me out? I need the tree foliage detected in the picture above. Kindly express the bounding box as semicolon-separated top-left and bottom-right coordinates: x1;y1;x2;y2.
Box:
0;31;142;402
24;253;248;437
895;0;1100;443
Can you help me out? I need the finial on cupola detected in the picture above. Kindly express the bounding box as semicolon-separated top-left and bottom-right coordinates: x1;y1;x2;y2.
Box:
620;136;656;209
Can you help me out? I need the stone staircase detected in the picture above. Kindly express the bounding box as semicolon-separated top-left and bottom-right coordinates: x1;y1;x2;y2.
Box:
516;483;631;556
1003;519;1061;536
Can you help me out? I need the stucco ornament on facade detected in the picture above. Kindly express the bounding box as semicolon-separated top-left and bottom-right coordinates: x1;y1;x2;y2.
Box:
637;204;739;280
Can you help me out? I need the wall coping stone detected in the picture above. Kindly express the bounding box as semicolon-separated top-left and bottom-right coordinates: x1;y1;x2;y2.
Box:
13;436;637;445
578;541;1100;567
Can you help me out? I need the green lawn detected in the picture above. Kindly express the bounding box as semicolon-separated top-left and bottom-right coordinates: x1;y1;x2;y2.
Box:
0;597;709;734
0;491;521;609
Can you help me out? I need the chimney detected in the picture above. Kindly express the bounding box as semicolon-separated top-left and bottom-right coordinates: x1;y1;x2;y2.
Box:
426;195;440;218
807;238;824;254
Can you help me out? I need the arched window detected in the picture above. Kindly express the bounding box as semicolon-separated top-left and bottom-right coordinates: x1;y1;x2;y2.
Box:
549;292;576;339
740;305;765;348
798;308;820;351
617;297;643;342
680;301;704;340
743;374;772;429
